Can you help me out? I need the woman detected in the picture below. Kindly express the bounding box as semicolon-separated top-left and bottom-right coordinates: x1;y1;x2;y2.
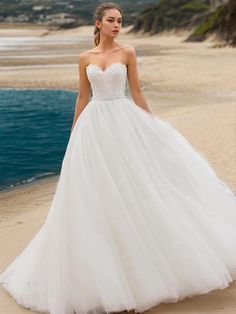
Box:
1;2;236;314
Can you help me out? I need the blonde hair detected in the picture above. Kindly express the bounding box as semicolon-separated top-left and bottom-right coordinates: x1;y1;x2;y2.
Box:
93;2;123;46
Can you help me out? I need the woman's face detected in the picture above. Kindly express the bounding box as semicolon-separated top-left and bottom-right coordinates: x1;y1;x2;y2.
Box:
96;9;122;38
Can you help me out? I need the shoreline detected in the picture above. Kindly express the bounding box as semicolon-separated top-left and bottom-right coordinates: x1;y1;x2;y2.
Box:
0;85;77;92
0;174;59;196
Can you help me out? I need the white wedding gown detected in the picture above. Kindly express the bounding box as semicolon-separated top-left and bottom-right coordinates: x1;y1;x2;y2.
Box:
1;62;236;314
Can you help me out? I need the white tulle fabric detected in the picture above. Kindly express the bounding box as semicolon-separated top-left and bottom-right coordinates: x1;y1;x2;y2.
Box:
0;63;236;314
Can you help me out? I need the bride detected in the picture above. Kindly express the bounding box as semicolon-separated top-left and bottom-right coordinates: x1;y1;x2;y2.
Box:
1;2;236;314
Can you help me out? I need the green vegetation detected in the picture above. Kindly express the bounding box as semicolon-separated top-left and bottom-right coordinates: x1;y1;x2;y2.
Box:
131;0;236;47
187;1;236;46
132;0;209;34
187;5;226;41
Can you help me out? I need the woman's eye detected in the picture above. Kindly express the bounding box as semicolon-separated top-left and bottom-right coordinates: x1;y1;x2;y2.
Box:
107;19;122;23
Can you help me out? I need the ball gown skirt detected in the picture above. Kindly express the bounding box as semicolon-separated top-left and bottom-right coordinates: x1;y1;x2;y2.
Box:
0;63;236;314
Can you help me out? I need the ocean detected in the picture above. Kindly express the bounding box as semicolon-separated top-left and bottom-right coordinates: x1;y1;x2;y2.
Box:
0;89;77;190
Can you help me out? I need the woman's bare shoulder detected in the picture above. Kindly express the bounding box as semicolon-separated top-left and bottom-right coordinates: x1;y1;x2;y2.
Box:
121;45;136;65
123;44;136;55
78;49;97;67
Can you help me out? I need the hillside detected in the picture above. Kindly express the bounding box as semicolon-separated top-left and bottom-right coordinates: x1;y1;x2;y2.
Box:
131;0;236;47
187;0;236;46
131;0;209;34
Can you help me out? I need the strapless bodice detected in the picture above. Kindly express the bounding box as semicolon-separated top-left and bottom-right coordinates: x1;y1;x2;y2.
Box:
86;63;127;100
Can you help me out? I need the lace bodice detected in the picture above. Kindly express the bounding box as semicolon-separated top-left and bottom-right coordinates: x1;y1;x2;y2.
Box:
86;63;127;100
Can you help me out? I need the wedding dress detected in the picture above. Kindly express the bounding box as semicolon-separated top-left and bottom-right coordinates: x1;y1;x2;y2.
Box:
0;62;236;314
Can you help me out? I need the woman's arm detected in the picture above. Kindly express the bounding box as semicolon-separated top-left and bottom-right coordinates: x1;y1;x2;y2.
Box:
126;46;153;114
71;53;90;133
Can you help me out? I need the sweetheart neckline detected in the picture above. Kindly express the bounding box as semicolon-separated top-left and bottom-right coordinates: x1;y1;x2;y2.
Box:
86;62;127;72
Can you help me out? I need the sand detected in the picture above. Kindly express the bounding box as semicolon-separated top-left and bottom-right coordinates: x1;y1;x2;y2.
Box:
0;23;236;314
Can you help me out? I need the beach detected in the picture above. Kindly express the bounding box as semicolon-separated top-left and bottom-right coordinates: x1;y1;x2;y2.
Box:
0;23;236;313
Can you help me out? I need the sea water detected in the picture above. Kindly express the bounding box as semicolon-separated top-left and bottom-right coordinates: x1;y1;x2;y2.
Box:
0;89;77;190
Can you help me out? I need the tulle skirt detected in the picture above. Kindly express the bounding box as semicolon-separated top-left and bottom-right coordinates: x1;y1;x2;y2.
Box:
1;96;236;314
